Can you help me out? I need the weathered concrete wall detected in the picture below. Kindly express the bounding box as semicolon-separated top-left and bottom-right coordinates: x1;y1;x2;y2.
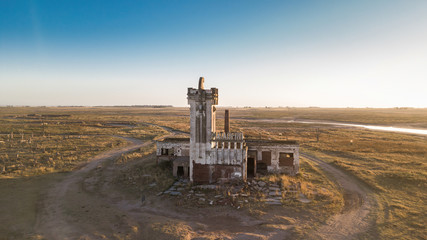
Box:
210;132;246;165
193;162;243;184
181;78;300;184
156;142;190;157
224;109;230;133
247;144;299;175
193;162;210;184
209;132;247;181
156;141;190;163
187;79;249;183
187;79;220;182
173;157;189;178
187;85;219;181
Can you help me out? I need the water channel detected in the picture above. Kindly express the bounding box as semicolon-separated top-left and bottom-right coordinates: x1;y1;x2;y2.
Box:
289;120;427;136
241;118;427;136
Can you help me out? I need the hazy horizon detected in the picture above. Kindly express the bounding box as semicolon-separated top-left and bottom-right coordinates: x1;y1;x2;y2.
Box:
2;105;427;110
1;0;426;108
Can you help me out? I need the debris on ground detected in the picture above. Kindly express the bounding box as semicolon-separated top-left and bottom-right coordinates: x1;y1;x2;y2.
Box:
159;178;309;209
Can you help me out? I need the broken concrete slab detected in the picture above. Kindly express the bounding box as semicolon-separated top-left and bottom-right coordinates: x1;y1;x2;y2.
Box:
265;198;282;205
269;191;282;197
299;193;311;203
169;191;182;196
258;181;266;187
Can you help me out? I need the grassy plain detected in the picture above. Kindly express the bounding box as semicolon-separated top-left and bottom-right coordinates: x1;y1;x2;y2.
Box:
0;107;169;238
0;107;168;177
225;107;427;128
133;106;427;239
0;106;425;239
228;108;427;239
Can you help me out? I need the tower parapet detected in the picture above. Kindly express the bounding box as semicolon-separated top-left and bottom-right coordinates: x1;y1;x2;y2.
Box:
187;77;219;182
157;76;299;183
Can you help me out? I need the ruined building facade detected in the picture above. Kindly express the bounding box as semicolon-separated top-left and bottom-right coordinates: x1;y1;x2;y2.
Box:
157;78;299;184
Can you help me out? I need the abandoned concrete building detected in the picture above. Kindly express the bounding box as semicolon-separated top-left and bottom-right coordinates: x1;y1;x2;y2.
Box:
156;77;299;184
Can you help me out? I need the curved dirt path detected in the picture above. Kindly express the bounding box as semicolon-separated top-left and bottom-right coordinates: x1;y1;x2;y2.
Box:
35;128;376;239
35;137;146;239
34;133;268;239
301;153;375;240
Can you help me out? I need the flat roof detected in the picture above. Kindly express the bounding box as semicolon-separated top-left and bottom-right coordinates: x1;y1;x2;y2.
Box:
246;139;299;146
159;137;190;143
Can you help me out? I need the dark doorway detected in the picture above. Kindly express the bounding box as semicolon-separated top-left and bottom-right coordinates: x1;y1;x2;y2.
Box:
247;157;256;178
177;166;184;177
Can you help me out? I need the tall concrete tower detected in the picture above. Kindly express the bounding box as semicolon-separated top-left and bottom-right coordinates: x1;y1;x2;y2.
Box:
187;77;218;182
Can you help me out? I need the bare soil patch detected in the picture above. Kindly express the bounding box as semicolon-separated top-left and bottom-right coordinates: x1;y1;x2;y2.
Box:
302;153;377;239
30;139;374;239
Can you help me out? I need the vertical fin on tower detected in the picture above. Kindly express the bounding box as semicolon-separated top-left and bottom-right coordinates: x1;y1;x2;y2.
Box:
198;77;204;90
225;110;230;133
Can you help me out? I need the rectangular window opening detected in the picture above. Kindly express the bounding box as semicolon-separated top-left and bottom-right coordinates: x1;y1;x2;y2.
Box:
161;148;169;155
279;152;294;166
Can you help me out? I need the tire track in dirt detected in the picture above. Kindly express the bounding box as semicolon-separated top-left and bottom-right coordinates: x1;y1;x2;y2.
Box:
35;137;146;239
35;124;376;239
301;153;376;240
34;122;186;239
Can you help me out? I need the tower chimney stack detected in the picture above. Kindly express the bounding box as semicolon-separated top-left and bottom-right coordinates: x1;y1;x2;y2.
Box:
224;110;230;133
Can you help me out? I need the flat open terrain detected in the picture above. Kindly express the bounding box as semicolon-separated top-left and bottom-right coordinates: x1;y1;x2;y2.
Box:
0;107;426;239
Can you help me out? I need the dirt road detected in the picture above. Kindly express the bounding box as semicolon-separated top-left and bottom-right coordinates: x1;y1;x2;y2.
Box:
301;153;376;239
35;137;147;239
34;136;277;239
34;134;376;239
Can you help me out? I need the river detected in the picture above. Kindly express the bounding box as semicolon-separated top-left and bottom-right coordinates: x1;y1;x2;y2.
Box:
240;118;427;136
289;120;427;136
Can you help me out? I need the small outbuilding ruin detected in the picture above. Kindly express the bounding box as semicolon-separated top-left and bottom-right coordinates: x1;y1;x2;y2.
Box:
156;77;299;184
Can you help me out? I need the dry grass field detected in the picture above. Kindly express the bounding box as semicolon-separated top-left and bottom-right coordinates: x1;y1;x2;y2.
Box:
0;107;169;177
225;107;427;128
229;108;427;239
143;107;427;239
0;106;425;239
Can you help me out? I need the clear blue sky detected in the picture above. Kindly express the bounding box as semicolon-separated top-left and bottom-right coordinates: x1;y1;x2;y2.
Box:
1;0;426;107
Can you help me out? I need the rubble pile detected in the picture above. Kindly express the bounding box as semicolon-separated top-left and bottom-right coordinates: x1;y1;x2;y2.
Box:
158;178;311;208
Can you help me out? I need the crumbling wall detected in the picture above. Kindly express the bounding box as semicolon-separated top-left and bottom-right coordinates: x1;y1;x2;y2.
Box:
193;163;210;184
156;141;190;163
247;144;299;175
187;84;219;182
193;162;243;184
173;157;190;178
